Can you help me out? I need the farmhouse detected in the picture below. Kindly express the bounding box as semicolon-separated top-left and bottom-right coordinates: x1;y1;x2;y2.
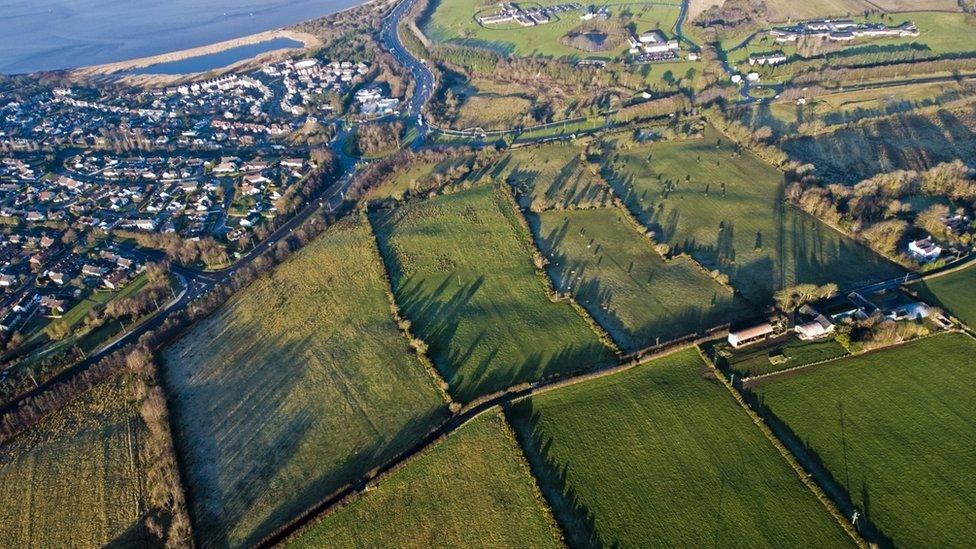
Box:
795;314;834;340
728;322;775;348
908;237;942;263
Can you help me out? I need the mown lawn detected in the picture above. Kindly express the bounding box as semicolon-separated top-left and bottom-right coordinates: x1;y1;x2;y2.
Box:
755;332;976;547
913;264;976;328
709;333;849;377
603;125;904;304
493;141;613;211
424;0;681;60
162;219;449;548
371;184;616;403
530;208;758;351
506;348;852;548
0;376;150;547
287;410;562;548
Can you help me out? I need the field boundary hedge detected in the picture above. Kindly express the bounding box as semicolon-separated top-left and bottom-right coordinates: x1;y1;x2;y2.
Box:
362;211;458;410
697;347;869;548
495;181;623;356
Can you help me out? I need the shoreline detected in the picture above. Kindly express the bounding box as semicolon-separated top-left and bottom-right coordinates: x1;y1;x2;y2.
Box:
64;0;391;80
71;29;322;78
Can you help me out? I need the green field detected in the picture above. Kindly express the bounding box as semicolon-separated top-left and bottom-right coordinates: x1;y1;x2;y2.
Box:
708;334;849;377
365;155;474;201
424;0;682;59
162;219;449;547
507;348;852;547
0;377;150;547
530;208;758;351
913;264;976;328
287;411;562;548
602;126;904;303
493;141;613;210
755;332;976;547
782;103;976;183
371;184;615;403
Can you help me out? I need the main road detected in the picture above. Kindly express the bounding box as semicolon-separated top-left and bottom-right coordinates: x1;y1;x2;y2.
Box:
379;0;436;147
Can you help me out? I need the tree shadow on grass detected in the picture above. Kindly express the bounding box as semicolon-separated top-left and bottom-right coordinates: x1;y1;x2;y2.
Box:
504;400;614;549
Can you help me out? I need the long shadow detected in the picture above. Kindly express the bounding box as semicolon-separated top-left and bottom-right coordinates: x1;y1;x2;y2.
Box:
739;387;894;548
504;400;613;549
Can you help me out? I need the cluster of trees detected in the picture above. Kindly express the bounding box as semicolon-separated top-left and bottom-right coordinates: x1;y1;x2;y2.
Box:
774;283;839;312
355;121;406;155
834;311;931;352
126;347;193;546
791;57;976;88
114;231;228;269
693;0;767;40
787;160;976;260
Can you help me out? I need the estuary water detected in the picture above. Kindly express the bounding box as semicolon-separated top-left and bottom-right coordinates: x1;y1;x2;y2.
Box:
129;38;304;75
0;0;363;75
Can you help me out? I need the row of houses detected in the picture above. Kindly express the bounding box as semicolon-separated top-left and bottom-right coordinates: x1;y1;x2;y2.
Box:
770;19;920;42
477;2;581;27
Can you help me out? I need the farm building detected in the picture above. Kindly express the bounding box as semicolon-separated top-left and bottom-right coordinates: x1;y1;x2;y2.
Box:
728;323;775;348
795;315;834;340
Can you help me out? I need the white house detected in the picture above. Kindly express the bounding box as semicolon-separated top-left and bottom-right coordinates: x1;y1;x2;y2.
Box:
908;237;941;263
795;315;834;340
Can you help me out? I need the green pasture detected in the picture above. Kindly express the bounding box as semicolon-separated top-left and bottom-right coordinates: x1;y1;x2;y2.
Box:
370;184;616;403
755;332;976;547
162;219;449;547
506;348;853;547
602;125;904;304
530;208;758;351
287;411;562;548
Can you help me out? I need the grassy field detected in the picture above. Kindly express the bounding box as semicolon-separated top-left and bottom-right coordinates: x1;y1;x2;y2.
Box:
782;103;976;183
162;219;449;548
761;1;962;23
507;348;852;547
755;332;976;547
365;155;474;201
602;125;903;304
0;376;150;547
735;81;973;138
707;333;849;377
371;184;616;403
492;141;613;210
424;0;681;60
530;208;758;351
287;411;562;548
914;263;976;327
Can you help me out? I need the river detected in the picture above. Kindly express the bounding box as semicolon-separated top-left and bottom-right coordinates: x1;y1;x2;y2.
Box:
0;0;363;75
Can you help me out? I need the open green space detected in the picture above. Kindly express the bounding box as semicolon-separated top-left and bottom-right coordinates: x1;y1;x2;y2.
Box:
287;411;562;548
914;263;976;327
0;376;150;547
708;333;849;377
162;219;449;548
735;81;973;139
365;155;474;201
602;125;903;304
530;208;758;351
493;141;613;210
507;348;853;547
424;0;682;60
755;332;976;547
370;184;615;403
782;104;976;183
